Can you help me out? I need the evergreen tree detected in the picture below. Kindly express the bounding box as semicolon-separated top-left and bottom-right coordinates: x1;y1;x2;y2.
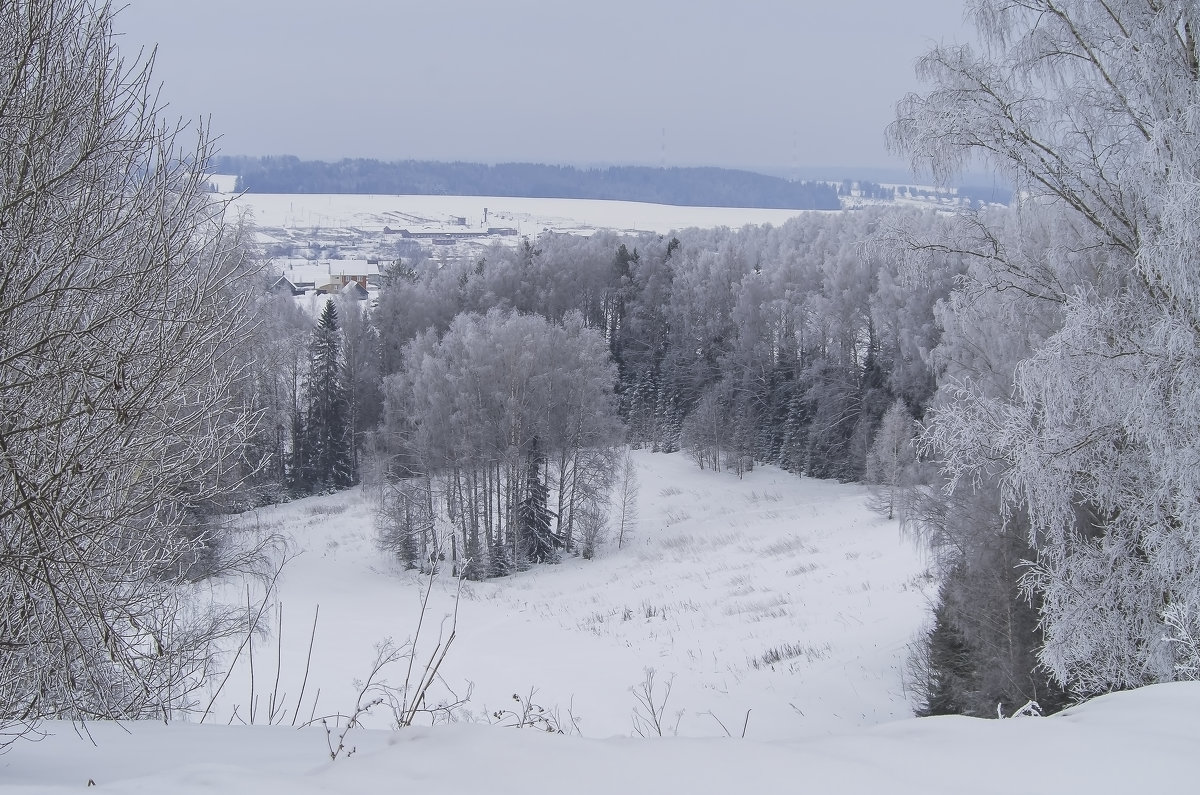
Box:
778;385;809;475
517;438;558;564
287;408;309;495
914;579;975;717
305;299;354;489
652;386;682;454
488;533;513;578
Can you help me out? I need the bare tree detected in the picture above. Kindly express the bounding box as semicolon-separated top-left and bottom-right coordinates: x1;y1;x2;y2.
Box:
613;448;640;550
0;0;264;746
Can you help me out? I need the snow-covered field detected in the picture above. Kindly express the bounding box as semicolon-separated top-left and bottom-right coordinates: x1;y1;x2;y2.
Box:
4;451;1198;792
228;191;816;237
209;451;932;741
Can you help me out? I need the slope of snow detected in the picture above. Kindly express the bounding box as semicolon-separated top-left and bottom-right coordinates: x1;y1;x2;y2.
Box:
6;685;1199;794
197;451;931;741
3;451;1194;792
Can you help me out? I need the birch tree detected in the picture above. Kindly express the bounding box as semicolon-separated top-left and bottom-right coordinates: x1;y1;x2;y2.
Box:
892;0;1200;693
381;310;620;576
865;399;916;521
0;0;263;744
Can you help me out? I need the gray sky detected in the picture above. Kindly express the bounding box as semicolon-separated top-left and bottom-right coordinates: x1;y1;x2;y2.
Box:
117;1;970;173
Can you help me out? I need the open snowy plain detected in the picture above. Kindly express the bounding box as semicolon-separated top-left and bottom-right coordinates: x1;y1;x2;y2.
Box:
4;450;1198;793
228;191;818;237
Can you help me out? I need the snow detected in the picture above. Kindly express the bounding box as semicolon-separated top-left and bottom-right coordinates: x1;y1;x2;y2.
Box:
3;450;1197;792
272;258;380;286
203;174;239;193
227;192;815;237
6;687;1199;793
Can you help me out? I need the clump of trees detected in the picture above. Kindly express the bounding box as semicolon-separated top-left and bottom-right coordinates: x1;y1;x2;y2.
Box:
0;0;271;746
369;214;961;490
891;0;1200;713
213;156;841;210
377;310;621;578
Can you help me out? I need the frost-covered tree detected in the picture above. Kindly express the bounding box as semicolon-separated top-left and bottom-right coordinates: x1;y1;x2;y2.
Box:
892;0;1200;694
337;294;383;475
865;399;916;521
381;310;621;577
237;289;312;502
0;0;264;746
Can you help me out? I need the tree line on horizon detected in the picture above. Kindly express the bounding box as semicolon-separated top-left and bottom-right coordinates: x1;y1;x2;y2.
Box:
212;155;842;210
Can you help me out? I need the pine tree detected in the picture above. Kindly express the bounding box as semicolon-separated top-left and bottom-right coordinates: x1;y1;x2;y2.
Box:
287;408;309;495
488;533;513;578
652;386;682;454
914;580;975;717
305;299;354;490
778;386;809;475
517;438;557;564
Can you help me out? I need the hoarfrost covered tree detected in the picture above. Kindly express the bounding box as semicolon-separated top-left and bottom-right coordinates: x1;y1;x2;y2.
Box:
0;0;265;746
338;293;382;477
892;0;1200;694
381;310;621;577
865;399;915;521
242;290;312;500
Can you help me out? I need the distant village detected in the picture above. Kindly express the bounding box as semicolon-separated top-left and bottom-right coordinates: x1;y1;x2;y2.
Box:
262;205;521;311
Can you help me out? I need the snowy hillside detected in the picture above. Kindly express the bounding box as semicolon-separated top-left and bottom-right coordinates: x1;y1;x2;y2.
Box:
4;451;1197;792
195;450;931;740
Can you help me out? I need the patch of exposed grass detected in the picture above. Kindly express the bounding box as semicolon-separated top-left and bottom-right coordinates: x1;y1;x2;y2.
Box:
762;535;817;557
749;642;832;670
723;594;790;621
306;503;348;517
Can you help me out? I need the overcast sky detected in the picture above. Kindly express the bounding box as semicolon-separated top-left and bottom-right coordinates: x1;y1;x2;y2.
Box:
116;1;970;174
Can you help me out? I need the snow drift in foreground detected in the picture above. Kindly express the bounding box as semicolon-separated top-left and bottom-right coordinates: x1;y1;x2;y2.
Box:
5;684;1199;794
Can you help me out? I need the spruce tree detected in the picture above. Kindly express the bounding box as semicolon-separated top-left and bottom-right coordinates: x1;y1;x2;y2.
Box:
305;299;354;490
915;583;975;717
516;438;557;564
287;408;309;495
488;532;513;578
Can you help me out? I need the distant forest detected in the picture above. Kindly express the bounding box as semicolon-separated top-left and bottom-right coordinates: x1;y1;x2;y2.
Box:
212;156;842;210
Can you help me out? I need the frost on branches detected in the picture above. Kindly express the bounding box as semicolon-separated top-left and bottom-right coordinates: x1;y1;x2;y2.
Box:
0;0;264;746
893;0;1200;694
